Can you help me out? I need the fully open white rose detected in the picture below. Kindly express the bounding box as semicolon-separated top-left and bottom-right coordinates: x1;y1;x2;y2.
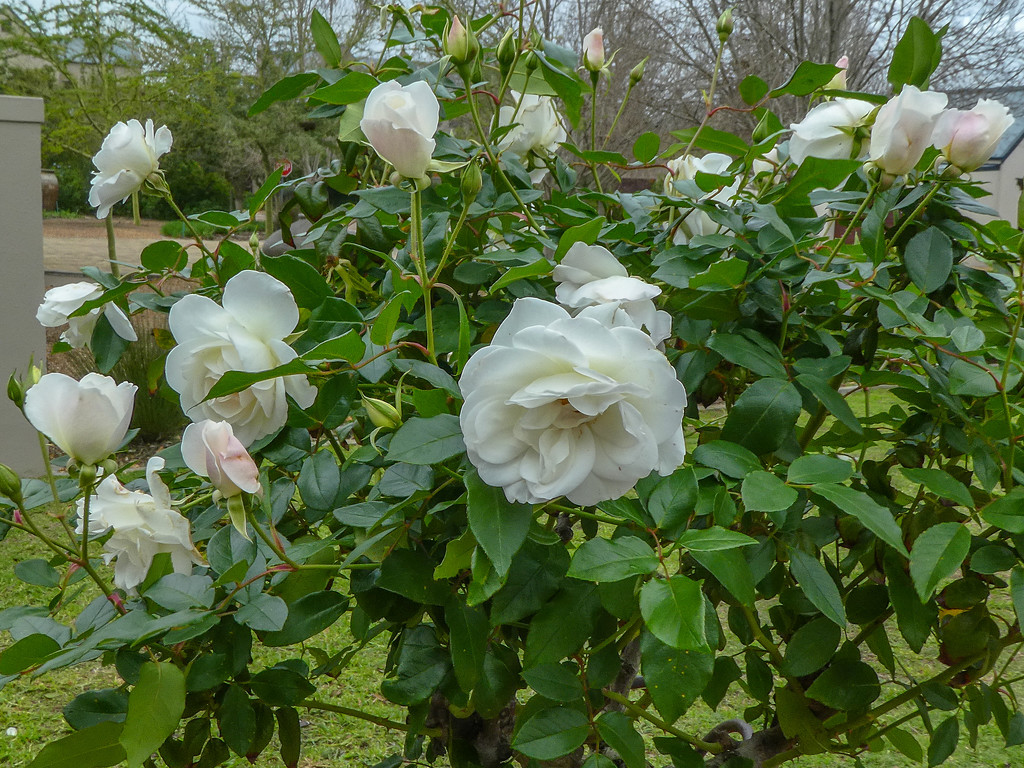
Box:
459;298;686;505
789;98;874;165
181;420;261;497
166;270;315;447
497;91;567;183
89;119;172;219
869;86;947;176
24;372;136;465
933;98;1015;172
360;80;439;179
36;281;138;349
553;242;671;345
77;457;202;592
663;153;739;245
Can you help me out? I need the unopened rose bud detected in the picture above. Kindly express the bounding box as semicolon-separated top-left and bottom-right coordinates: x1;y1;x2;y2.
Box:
582;27;604;72
461;162;483;203
716;8;733;43
825;55;849;91
28;365;41;386
0;463;22;504
752;112;772;144
629;57;648;86
525;50;540;72
445;15;479;66
77;463;98;488
7;374;24;409
362;397;402;430
99;458;118;476
497;28;516;69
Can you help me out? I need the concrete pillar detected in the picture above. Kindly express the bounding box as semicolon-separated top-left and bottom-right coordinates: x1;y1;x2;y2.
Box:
0;96;46;475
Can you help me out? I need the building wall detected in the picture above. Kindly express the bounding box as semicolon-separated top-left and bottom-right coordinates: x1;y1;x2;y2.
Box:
971;143;1023;224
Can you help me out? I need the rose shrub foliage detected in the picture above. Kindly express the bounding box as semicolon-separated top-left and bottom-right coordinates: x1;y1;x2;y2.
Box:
2;8;1024;768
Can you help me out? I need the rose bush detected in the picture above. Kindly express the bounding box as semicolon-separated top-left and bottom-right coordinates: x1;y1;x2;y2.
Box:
4;10;1024;768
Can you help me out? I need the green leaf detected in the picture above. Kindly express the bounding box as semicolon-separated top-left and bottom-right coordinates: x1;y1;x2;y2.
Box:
446;600;489;693
140;240;187;272
885;551;935;652
512;706;589;760
250;667;315;706
567;536;659;582
647;467;698;537
0;633;60;674
489;258;552;293
219;684;255;756
927;716;959;766
554;217;605;260
788;548;846;626
905;228;953;294
263;254;332;309
90;312;130;373
788;455;853;484
525;582;601;666
387;415;465;465
806;660;880;710
910;522;971;601
596;711;645;768
466;468;532;577
26;721;125;768
144;574;215;612
235;593;289;632
14;558;60;587
377;549;448;605
632;132;660;164
886;727;924;762
721;378;802;455
888;16;942;92
310;9;342;67
120;662;186;768
901;468;973;508
812;484;909;556
249;72;320;116
1011;566;1024;627
522;663;584;702
948;359;1003;397
472;645;521;718
204;359;313;400
640;631;714;723
690;548;756;604
981;488;1024;533
248;167;285;219
312;71;379;105
490;541;568;625
739;75;769;105
795;374;862;434
706;333;787;379
670;126;748;156
639;576;707;651
678;527;758;552
262;590;347;646
770;61;842;97
692;441;761;479
380;626;450;706
741;471;798;512
782;617;841;677
297;450;341;511
62;689;129;730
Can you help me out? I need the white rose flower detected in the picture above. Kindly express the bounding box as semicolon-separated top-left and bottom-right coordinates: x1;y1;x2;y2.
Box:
498;91;567;183
181;420;261;497
77;457;202;593
933;98;1015;172
360;80;439;180
459;298;686;506
553;242;671;346
869;86;947;176
36;281;138;349
663;153;738;245
788;97;875;165
24;373;137;465
89;119;172;219
166;270;316;447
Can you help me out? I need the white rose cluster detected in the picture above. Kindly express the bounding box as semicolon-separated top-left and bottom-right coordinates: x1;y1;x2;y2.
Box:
459;297;686;505
77;457;202;592
166;270;316;447
37;281;138;349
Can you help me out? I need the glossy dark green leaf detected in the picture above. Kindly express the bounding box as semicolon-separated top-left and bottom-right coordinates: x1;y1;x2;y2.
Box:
813;483;908;556
140;240;187;272
901;468;973;508
512;706;589;760
522;663;584;702
525;581;602;666
466;468;532;577
446;599;488;692
888;16;942;91
770;61;842;97
910;522;971;600
886;551;935;652
310;10;342;66
26;721;125;768
120;662;186;768
927;716;959;766
490;541;568;625
640;631;714;723
905;227;953;294
386;415;465;465
721;378;801;455
981;488;1024;533
249;72;320;116
639;576;707;651
380;626;450;705
741;471;798;512
567;536;659;582
788;548;846;626
692;441;761;479
782;617;841;676
144;573;215;612
787;455;853;485
250;667;315;706
0;632;60;674
691;548;756;605
806;660;880;710
596;711;645;768
706;333;787;379
235;593;289;632
218;685;255;756
632;131;660;163
262;591;347;646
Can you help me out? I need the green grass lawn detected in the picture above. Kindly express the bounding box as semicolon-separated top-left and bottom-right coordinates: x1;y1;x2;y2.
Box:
3;385;1023;766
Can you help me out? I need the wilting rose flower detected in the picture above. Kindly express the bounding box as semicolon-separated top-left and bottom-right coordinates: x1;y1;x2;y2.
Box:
89;119;172;219
497;91;567;183
360;80;439;179
77;457;202;592
933;99;1015;172
582;27;604;72
181;420;261;497
553;242;671;346
663;153;739;245
459;298;686;505
789;97;875;165
869;86;947;176
24;373;136;465
36;281;138;349
166;270;316;447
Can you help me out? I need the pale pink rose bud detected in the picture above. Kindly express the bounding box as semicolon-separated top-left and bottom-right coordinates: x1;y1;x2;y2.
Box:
932;99;1015;172
445;15;478;65
826;56;849;90
582;27;604;72
181;420;261;497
